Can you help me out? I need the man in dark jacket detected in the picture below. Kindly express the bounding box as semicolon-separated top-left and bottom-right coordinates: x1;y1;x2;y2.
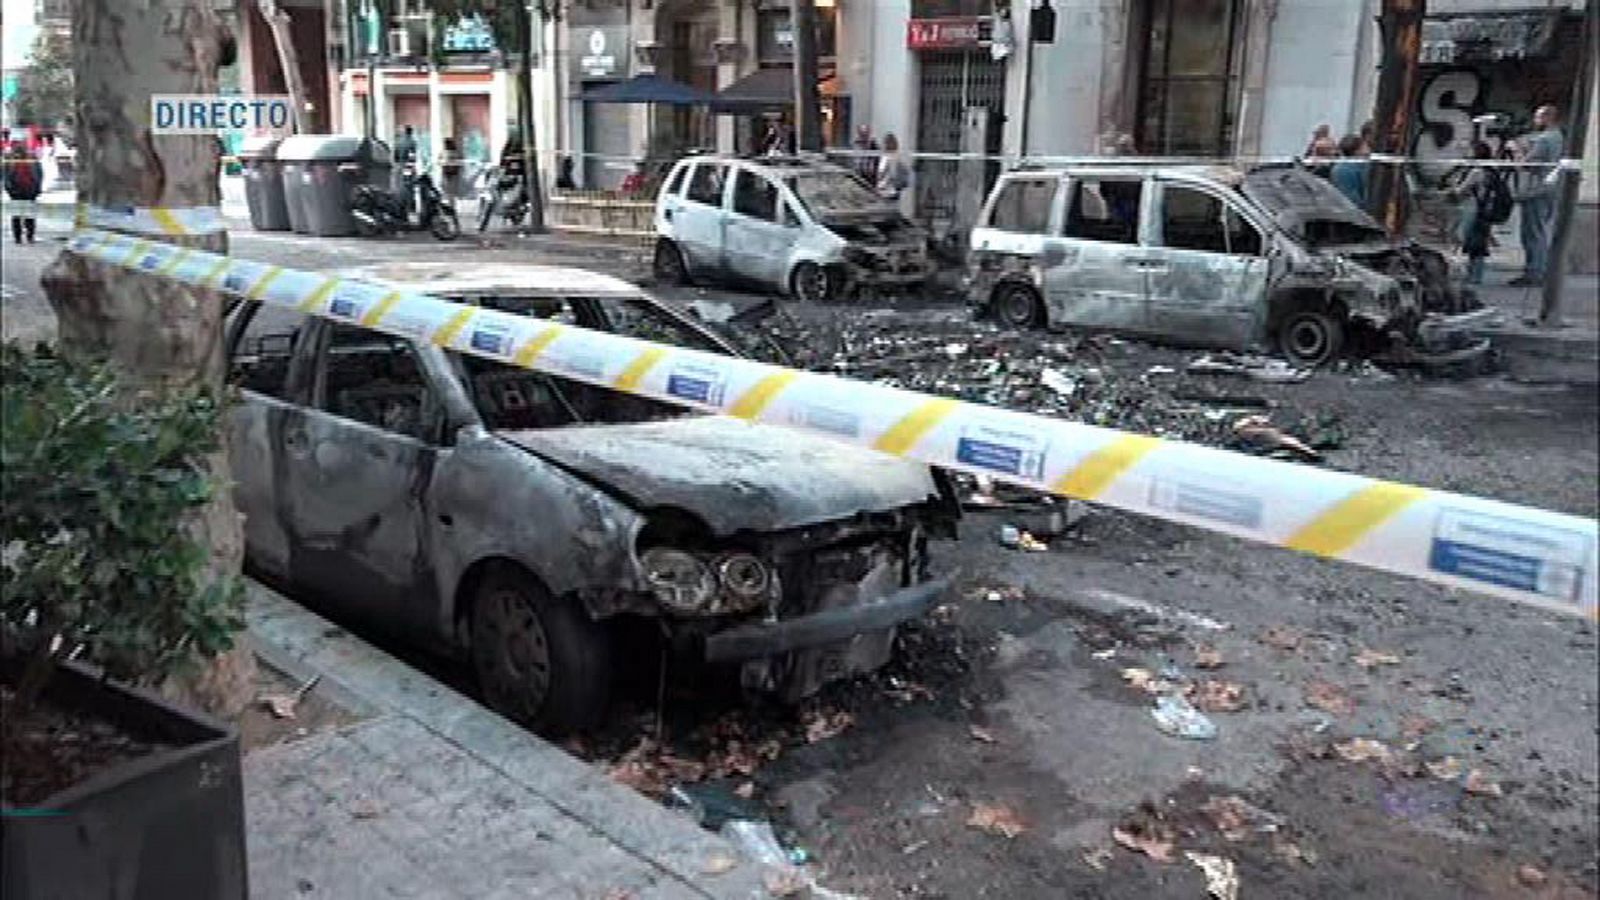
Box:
3;144;44;244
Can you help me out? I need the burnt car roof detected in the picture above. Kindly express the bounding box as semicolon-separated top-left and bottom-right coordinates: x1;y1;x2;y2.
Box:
1238;164;1386;241
340;262;645;298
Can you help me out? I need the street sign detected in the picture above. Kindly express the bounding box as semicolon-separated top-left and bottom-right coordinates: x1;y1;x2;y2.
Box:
150;95;292;134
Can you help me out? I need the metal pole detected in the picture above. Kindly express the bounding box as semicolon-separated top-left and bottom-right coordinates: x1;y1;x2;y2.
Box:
1369;0;1425;235
792;0;823;151
363;0;377;139
1538;0;1597;326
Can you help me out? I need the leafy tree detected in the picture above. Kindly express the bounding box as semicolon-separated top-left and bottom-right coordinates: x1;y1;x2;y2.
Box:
10;30;73;129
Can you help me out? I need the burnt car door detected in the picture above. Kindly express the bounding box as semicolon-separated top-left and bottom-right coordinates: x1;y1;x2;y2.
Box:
725;168;795;287
1043;174;1152;333
1146;179;1270;348
279;320;455;633
673;161;732;274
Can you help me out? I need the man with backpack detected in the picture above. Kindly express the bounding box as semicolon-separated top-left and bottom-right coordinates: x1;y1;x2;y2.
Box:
1449;141;1511;286
3;143;44;244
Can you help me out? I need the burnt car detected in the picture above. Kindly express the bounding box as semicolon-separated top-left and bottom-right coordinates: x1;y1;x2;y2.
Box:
653;154;932;303
225;264;957;734
966;163;1496;366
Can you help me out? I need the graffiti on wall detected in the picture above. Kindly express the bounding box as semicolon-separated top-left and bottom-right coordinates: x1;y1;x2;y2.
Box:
1412;67;1523;164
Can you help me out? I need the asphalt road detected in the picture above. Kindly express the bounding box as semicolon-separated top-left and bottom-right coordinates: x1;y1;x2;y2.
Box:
4;225;1596;899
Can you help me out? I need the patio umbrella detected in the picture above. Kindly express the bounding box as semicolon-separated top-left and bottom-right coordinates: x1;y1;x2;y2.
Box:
575;74;721;106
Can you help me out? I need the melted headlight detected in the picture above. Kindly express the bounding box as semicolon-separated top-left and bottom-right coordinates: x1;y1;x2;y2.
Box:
640;547;717;614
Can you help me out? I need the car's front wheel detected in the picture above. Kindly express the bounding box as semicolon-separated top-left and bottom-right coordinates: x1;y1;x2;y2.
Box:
1277;309;1345;367
992;281;1042;328
470;563;611;735
653;239;691;285
791;261;838;304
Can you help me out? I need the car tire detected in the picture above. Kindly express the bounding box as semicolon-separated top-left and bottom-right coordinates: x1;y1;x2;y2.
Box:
653;239;692;285
791;261;837;304
470;563;611;736
992;282;1042;329
1277;309;1345;367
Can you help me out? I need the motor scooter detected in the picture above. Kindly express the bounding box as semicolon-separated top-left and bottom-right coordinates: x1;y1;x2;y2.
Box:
351;163;460;241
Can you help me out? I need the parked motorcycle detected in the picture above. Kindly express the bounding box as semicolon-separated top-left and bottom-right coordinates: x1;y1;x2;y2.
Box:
476;165;528;233
351;165;460;241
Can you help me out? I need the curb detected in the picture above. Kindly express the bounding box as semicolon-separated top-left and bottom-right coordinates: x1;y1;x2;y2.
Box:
245;581;770;899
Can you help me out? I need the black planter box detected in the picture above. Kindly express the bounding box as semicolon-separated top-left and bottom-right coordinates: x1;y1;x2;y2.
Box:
2;658;247;900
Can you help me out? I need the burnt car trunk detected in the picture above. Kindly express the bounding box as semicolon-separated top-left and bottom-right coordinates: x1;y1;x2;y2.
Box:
1;658;248;900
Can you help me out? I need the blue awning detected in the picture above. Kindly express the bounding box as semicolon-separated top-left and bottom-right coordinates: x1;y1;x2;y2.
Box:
575;74;720;106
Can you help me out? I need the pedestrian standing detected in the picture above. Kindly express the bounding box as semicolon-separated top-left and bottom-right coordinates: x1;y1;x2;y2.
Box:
875;133;910;201
851;124;880;185
440;137;462;200
1329;133;1370;209
394;125;419;213
1303;123;1332;158
1448;141;1499;286
1509;104;1563;287
3;143;43;244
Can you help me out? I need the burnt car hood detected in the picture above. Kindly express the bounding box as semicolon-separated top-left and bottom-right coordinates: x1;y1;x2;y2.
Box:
1241;165;1389;246
497;416;941;534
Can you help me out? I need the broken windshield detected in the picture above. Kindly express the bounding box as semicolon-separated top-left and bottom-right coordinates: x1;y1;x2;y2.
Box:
1239;166;1388;246
786;171;885;216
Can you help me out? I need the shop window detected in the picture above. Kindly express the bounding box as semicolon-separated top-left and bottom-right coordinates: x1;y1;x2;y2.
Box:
757;5;837;64
1066;178;1142;245
987;178;1057;234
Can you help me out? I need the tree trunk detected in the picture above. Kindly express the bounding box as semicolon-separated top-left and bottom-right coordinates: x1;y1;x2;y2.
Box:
1369;0;1425;235
41;0;255;718
791;0;823;152
257;0;309;133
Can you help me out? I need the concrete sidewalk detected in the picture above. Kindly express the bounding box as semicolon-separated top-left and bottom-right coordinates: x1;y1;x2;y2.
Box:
245;583;769;899
1473;263;1599;384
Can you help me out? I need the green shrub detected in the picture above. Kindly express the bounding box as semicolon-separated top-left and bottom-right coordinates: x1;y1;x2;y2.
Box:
0;343;243;708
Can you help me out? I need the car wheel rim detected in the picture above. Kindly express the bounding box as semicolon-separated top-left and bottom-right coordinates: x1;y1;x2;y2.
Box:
998;287;1034;326
797;265;829;303
478;588;550;718
656;245;683;281
1288;319;1328;361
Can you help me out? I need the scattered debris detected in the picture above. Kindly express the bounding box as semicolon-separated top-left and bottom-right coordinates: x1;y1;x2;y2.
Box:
1517;864;1548;887
1463;770;1503;797
1185;852;1241;900
700;854;738;876
1189;351;1311;385
1092;648;1118;661
1193;645;1225;669
803;710;855;744
1017;531;1050;552
1188;679;1247;713
1040;367;1078;397
1304;680;1356;716
998;524;1021;548
259;674;321;720
967;802;1027;839
1082;846;1114;871
901;839;930;855
1112;808;1178;864
1424;756;1464;781
721;819;793;868
1151;695;1219;740
1233;415;1322;461
1200;795;1284;842
1352;648;1402;670
1333;737;1393;764
1122;667;1178;696
349;800;383;820
882;676;936;703
968;725;997;744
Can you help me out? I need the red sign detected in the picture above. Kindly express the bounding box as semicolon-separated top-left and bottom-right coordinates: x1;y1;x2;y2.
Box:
907;17;990;50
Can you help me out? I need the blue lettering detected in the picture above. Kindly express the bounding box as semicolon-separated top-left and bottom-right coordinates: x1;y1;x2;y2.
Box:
229;102;246;129
188;101;207;128
155;101;174;129
211;101;227;128
268;102;289;128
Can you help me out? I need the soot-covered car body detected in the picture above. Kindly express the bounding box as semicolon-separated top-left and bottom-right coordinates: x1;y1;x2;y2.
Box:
966;163;1496;366
653;154;932;303
225;263;957;734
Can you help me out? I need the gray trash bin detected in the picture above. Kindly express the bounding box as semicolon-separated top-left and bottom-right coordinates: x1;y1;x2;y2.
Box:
239;136;289;231
276;135;392;237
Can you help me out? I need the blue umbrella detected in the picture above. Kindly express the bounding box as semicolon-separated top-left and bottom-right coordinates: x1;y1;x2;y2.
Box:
575;75;721;106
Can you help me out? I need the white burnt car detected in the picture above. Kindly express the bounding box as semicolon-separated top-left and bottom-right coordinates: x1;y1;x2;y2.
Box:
967;164;1495;366
226;263;957;734
653;154;932;303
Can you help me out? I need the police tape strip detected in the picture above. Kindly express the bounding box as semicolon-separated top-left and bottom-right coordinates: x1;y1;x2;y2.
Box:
0;201;226;236
62;226;1600;619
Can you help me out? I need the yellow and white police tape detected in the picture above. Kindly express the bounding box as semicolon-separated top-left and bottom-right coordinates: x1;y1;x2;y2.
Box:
64;226;1600;619
0;201;226;237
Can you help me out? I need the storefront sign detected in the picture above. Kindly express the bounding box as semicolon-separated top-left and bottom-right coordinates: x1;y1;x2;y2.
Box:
907;17;992;50
579;28;621;79
1420;11;1561;65
441;15;495;53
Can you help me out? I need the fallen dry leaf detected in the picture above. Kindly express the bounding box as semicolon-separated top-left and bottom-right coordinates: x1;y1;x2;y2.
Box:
1463;770;1503;797
1260;625;1304;651
1517;864;1547;887
1233;415;1321;461
1112;825;1176;863
1193;645;1225;669
259;674;321;720
1425;756;1464;781
803;710;855;744
1352;648;1402;670
735;781;756;800
1185;852;1240;900
968;725;997;744
1304;680;1355;716
1333;737;1393;764
967;803;1027;839
1189;679;1247;713
1200;795;1283;842
701;854;738;876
